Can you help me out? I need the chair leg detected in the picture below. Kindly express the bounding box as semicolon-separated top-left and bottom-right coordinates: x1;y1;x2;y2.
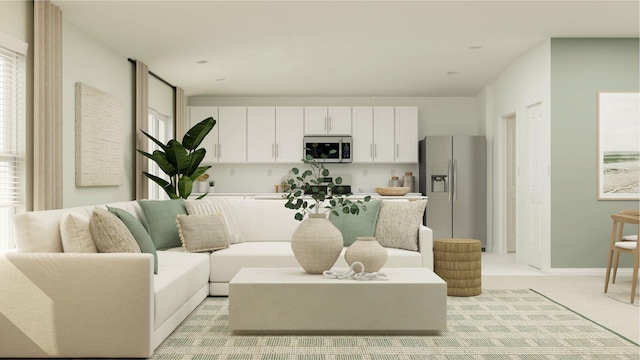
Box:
605;249;614;293
631;254;639;304
612;252;621;284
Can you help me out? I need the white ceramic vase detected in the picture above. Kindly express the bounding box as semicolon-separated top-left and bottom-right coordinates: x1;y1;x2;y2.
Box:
344;237;388;272
291;213;344;274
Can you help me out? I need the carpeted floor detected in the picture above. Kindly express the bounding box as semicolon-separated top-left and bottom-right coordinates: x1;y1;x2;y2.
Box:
151;289;639;360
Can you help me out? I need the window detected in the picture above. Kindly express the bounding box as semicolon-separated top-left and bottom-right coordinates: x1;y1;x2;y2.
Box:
0;33;27;252
147;108;173;200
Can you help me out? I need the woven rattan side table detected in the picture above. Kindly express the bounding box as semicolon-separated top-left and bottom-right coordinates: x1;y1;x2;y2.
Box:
433;238;481;296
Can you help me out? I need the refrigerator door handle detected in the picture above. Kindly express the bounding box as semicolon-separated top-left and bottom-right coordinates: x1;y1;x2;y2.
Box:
453;159;458;202
447;159;452;202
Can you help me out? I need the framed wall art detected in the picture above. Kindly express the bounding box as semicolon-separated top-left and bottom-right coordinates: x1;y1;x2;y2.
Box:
597;91;640;200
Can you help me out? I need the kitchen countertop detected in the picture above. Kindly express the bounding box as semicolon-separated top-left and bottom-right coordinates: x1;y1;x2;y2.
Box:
191;192;427;200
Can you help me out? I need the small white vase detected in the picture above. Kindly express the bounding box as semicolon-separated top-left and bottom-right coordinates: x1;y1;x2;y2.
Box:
345;237;388;272
291;213;344;274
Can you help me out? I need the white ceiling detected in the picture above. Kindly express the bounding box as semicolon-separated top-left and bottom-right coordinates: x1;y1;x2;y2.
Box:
54;0;639;97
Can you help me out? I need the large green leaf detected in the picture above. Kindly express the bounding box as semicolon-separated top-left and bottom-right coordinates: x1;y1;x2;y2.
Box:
140;130;168;151
137;149;177;177
143;172;178;199
189;166;211;182
186;148;207;176
177;176;193;199
165;140;190;174
183;117;216;151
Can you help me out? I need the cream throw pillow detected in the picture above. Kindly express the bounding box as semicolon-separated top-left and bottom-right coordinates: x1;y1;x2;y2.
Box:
60;212;97;253
184;199;243;244
89;208;141;253
374;200;427;251
176;214;230;252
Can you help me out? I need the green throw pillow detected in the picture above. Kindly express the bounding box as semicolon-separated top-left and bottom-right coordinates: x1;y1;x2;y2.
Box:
137;199;187;250
329;200;382;247
107;206;158;274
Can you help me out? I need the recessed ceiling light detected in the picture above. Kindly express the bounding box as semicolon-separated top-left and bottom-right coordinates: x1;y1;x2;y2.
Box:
196;60;208;64
468;46;482;50
446;71;459;76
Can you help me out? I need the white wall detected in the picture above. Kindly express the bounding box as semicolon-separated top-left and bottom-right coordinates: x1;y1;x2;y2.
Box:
188;96;479;193
62;19;134;207
483;40;551;270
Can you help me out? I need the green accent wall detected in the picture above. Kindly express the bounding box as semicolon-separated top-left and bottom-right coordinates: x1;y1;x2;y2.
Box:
551;38;639;268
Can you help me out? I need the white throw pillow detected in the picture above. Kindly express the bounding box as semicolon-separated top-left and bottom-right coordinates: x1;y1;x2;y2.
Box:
176;214;230;253
184;199;244;244
60;212;98;253
374;200;427;251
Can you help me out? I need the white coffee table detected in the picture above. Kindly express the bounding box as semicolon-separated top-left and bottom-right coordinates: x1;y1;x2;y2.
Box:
228;267;447;334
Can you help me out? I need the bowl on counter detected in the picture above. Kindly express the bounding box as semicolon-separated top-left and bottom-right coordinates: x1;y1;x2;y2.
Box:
375;187;411;196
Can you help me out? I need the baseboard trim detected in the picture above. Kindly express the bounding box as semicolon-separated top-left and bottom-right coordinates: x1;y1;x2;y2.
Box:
547;268;634;276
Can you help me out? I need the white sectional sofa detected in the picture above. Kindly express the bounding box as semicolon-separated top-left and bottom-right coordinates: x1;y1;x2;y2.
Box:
0;198;433;358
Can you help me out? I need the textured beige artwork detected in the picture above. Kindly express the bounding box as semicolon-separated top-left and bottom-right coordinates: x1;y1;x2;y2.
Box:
75;82;123;187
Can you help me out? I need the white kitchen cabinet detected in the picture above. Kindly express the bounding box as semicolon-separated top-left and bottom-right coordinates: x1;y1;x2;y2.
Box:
352;106;418;163
304;106;351;135
188;106;219;163
247;107;276;163
247;106;303;163
394;106;419;163
217;106;247;163
275;107;304;162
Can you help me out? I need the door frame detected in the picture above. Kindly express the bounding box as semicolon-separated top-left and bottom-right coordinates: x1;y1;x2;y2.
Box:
503;113;517;253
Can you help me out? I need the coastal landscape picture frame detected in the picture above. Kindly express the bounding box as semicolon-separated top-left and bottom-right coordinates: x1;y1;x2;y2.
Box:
597;91;640;200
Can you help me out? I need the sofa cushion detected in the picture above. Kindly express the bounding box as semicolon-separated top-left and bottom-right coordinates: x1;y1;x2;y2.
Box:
227;199;300;242
329;200;382;246
154;251;210;330
184;199;243;244
209;242;300;282
176;214;230;252
137;199;187;250
60;212;97;253
108;206;158;274
374;200;427;251
89;208;141;253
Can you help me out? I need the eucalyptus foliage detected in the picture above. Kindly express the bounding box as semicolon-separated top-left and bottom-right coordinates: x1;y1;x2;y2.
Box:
137;117;216;199
284;150;371;221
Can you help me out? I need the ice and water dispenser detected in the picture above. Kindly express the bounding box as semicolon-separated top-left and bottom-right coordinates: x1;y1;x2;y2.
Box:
430;168;449;193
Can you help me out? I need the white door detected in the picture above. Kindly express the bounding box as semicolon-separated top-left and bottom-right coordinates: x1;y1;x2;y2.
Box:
247;107;275;163
373;107;395;162
525;102;545;269
275;107;304;163
505;114;517;253
327;106;352;135
188;106;218;163
304;107;328;135
351;106;374;162
394;107;419;163
218;106;247;163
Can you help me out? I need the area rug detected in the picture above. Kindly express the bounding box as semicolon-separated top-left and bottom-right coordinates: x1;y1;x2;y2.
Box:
151;289;639;359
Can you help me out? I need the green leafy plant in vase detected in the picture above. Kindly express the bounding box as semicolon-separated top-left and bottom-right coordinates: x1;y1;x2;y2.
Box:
283;149;371;220
137;117;216;199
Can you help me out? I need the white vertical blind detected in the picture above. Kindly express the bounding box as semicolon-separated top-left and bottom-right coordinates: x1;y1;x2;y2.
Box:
0;39;26;251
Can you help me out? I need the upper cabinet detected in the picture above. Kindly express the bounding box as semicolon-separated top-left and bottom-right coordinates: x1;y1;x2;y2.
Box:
247;106;303;163
188;106;246;163
304;106;352;135
351;106;418;163
188;106;219;163
394;107;418;163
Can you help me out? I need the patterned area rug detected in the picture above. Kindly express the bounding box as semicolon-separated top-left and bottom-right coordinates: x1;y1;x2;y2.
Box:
151;289;639;360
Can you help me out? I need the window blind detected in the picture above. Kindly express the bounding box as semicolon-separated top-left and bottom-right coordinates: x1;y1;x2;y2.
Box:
0;39;26;251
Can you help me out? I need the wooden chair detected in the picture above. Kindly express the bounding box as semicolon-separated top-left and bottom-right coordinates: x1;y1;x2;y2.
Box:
604;213;639;303
618;209;639;242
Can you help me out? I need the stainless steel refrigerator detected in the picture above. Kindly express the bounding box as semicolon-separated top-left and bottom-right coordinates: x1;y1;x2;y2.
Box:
419;136;486;248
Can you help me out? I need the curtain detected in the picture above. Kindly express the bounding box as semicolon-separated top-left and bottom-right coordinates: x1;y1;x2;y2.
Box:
174;86;186;140
135;60;149;200
33;0;62;211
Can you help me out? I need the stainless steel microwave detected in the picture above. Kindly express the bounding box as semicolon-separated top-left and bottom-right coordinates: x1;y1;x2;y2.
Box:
303;136;352;163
